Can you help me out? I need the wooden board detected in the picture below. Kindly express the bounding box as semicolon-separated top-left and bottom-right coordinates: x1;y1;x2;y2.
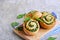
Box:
13;20;60;40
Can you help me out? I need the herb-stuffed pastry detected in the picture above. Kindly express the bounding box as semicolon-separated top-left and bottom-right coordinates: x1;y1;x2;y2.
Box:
24;10;42;19
39;12;56;29
23;19;40;36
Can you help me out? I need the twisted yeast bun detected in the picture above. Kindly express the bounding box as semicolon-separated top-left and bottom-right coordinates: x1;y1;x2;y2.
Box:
40;12;56;29
24;10;42;19
23;19;40;36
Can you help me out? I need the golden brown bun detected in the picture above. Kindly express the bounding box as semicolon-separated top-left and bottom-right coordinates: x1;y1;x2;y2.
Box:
24;11;42;19
23;23;39;36
40;21;56;29
23;19;40;36
39;12;56;29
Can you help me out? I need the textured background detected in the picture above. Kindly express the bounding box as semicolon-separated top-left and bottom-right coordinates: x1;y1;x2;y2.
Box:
0;0;60;40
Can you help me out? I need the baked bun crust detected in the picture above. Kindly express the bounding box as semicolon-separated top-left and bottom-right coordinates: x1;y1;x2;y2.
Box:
40;21;56;29
24;11;42;19
23;19;40;36
39;12;56;29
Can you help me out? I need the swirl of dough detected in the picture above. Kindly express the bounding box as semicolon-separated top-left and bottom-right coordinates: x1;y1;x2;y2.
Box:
23;19;40;36
41;12;55;24
40;12;56;29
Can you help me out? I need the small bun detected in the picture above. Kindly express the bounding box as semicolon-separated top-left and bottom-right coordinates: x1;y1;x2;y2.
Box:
24;11;42;19
23;19;40;36
39;12;56;29
40;21;56;29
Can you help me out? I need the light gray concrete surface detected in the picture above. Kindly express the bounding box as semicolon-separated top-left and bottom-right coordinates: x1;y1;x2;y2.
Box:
0;0;60;40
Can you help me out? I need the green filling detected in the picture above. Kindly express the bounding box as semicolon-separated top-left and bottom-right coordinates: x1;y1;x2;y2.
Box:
42;14;55;25
28;21;36;27
26;21;38;32
28;23;34;27
36;18;43;22
26;27;38;32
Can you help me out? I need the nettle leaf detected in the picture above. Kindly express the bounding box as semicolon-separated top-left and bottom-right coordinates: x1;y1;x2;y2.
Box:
11;22;19;27
17;14;25;19
47;37;56;40
24;17;30;22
